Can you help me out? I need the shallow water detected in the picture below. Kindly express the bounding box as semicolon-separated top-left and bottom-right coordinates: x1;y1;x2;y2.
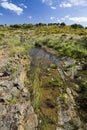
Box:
29;48;60;67
29;48;61;130
29;47;87;130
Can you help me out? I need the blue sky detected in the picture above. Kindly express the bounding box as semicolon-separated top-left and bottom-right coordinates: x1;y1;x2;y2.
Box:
0;0;87;26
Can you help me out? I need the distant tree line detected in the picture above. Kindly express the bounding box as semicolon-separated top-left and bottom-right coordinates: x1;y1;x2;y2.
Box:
0;23;87;29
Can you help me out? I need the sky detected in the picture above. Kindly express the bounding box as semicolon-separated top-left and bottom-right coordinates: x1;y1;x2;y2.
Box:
0;0;87;26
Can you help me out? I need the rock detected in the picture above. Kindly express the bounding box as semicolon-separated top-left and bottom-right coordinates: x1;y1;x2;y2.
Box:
18;125;24;130
0;80;12;89
13;79;24;91
0;73;3;77
56;127;65;130
17;103;26;115
0;105;6;116
13;82;20;87
0;48;38;130
24;114;38;130
11;87;19;96
22;88;28;93
72;117;82;128
66;88;71;95
22;92;30;101
0;126;9;130
2;71;11;77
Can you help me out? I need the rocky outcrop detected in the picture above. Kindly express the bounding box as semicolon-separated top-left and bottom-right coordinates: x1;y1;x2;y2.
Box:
0;51;38;130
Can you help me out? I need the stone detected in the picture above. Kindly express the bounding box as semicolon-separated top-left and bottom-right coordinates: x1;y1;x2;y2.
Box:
22;92;30;101
0;73;3;77
56;127;65;130
18;125;24;130
24;114;38;130
0;105;6;117
3;71;11;77
66;88;71;95
0;80;12;89
0;126;8;130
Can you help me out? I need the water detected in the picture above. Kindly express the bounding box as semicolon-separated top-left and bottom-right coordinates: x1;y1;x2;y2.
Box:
29;47;86;130
29;48;61;130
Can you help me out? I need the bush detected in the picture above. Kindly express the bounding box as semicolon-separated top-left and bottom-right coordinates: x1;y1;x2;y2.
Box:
71;24;84;29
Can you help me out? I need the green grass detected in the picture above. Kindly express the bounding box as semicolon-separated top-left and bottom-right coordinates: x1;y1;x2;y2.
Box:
32;68;42;111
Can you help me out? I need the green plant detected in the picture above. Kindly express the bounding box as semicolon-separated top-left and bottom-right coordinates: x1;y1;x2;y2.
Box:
33;68;42;111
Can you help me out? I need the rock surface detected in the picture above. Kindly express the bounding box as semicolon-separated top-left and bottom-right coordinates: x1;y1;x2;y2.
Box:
0;49;38;130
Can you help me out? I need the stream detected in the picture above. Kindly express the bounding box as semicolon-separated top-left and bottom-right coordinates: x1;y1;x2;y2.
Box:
29;47;86;130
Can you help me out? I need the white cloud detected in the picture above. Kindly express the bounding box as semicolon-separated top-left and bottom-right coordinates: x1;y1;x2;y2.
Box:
57;19;61;23
60;15;87;23
51;6;56;9
50;15;87;24
60;0;87;8
50;16;55;20
42;0;53;5
0;13;3;16
42;0;58;7
60;3;72;7
1;0;8;1
19;3;27;9
50;16;61;23
68;16;87;22
1;1;23;15
28;16;32;19
50;16;63;23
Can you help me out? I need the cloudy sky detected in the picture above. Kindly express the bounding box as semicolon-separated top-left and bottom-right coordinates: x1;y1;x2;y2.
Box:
0;0;87;26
